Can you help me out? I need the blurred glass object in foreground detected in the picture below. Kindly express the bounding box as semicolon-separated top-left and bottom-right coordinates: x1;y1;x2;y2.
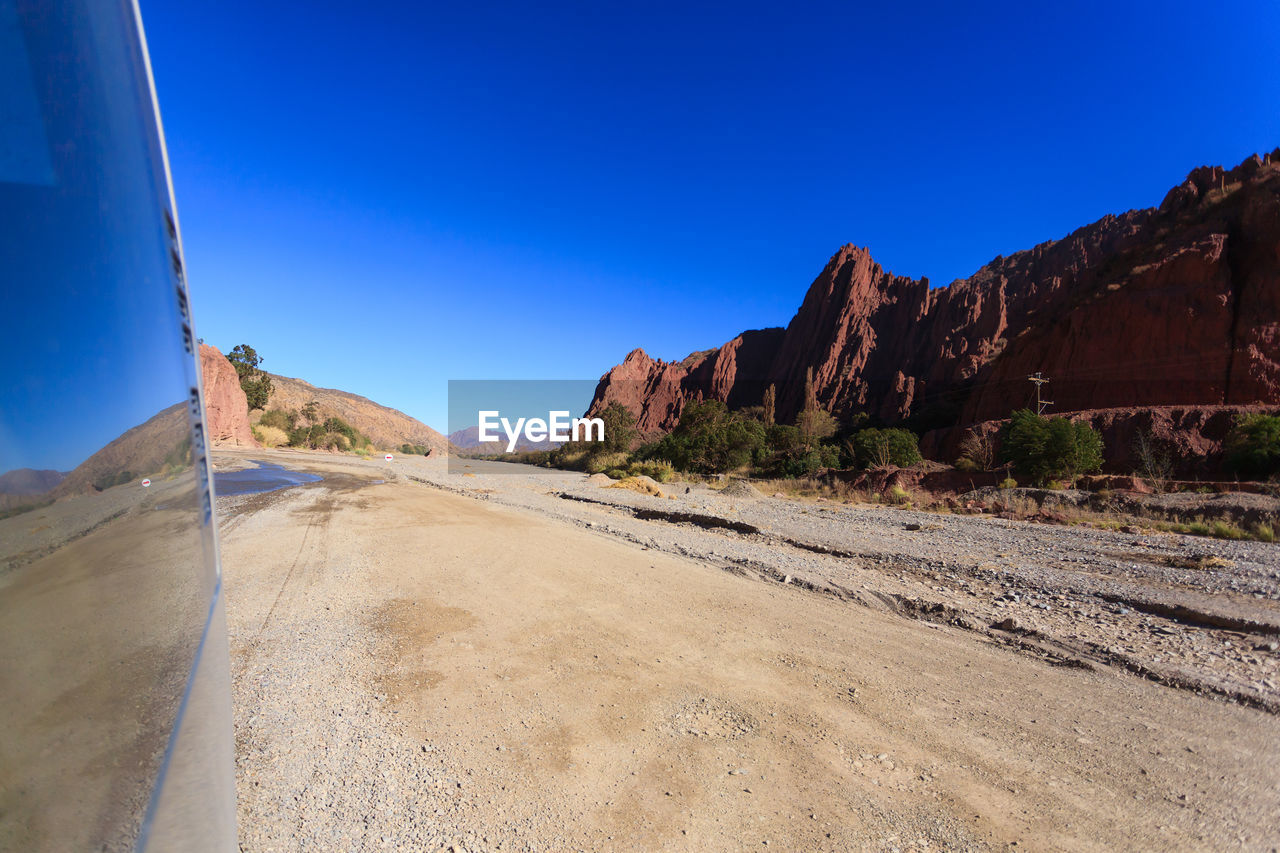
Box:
0;1;235;849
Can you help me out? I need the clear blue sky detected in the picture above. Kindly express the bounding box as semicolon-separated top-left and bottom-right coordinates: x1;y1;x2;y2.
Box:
140;0;1280;433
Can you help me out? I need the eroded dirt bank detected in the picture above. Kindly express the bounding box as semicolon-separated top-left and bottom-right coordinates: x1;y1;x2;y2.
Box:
216;450;1280;851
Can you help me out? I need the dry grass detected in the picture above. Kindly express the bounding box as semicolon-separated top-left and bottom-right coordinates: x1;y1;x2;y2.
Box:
585;452;630;475
989;498;1275;543
606;476;666;498
754;477;861;502
252;424;289;448
750;477;933;506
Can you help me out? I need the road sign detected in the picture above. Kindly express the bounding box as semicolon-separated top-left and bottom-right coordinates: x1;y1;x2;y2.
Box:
384;454;393;462
141;479;151;487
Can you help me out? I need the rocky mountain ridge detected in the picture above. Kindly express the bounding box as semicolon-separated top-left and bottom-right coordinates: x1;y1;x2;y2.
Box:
589;151;1280;471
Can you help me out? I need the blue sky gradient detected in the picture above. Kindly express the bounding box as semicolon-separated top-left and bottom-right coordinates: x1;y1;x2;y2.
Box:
140;0;1280;432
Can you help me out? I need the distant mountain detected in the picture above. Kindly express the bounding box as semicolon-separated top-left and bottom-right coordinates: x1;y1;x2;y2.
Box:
0;468;66;496
448;425;559;454
265;374;450;455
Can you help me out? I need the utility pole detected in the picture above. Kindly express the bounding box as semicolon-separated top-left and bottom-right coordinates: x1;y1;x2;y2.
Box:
1028;372;1053;415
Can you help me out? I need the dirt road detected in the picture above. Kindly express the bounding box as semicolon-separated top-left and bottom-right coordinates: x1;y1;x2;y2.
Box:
218;451;1279;851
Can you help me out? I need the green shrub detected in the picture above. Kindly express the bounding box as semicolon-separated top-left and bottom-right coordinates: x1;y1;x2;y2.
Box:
1224;414;1280;478
603;468;628;480
999;476;1018;490
627;460;675;483
848;428;922;469
596;402;638;454
585;451;630;474
1187;521;1212;537
780;445;842;477
1211;520;1246;540
886;484;911;505
1001;410;1103;485
1251;522;1275;543
399;444;431;456
259;409;296;431
550;446;589;469
639;401;766;474
285;414;368;451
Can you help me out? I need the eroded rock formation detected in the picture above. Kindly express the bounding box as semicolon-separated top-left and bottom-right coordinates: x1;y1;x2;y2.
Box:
590;151;1280;467
199;344;258;447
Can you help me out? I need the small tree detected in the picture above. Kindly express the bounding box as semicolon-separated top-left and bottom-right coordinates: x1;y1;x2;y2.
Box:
597;402;638;454
1002;410;1103;485
762;384;777;427
1132;430;1174;493
797;408;838;450
1224;413;1280;479
645;400;766;474
226;343;273;410
848;428;922;469
796;368;837;449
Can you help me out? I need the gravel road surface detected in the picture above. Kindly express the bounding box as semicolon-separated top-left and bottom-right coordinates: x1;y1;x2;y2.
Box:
214;449;1280;851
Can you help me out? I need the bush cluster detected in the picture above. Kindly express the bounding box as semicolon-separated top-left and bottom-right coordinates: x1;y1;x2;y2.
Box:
546;402;638;473
257;407;371;452
1001;409;1103;485
846;428;922;469
568;400;925;481
399;444;432;456
1225;413;1280;478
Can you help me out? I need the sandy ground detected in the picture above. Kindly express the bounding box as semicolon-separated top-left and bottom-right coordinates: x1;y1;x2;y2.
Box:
216;449;1280;852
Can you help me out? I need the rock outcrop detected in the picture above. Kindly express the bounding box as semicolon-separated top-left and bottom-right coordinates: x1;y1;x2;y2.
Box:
199;344;258;447
590;151;1280;469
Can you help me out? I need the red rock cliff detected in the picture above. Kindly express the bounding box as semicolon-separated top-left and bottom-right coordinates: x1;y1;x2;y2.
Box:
199;344;258;447
590;151;1280;462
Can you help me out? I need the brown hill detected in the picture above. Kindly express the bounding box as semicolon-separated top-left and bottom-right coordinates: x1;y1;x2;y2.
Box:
590;150;1280;470
53;404;190;497
265;374;450;454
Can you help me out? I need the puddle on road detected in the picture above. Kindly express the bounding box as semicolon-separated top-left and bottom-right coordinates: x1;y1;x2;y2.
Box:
213;461;322;497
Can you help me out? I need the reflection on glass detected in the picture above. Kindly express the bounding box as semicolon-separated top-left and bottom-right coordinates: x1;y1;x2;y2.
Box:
0;1;234;851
